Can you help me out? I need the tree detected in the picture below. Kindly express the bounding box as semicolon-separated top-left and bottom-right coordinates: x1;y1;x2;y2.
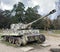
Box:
3;10;11;17
11;2;25;23
53;19;58;30
56;15;60;29
24;7;42;29
0;10;10;28
33;5;40;13
43;17;51;30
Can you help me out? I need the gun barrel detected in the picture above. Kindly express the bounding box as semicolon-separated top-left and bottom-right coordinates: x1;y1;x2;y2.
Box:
27;9;56;26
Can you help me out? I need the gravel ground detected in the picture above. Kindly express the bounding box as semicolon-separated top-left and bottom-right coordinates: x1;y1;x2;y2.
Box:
29;35;60;52
0;35;60;52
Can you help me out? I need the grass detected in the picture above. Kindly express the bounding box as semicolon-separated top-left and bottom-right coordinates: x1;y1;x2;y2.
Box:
0;34;2;39
39;30;47;33
39;30;60;34
39;30;60;37
52;30;60;34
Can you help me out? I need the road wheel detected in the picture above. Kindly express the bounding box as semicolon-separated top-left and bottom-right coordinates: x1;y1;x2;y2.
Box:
22;39;27;46
15;38;22;47
9;37;12;43
12;38;15;44
22;36;27;46
3;36;7;41
37;34;45;43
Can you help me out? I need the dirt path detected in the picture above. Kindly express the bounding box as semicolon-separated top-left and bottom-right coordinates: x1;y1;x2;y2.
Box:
0;35;60;52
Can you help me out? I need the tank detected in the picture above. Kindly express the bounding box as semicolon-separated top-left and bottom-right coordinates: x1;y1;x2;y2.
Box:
1;9;56;46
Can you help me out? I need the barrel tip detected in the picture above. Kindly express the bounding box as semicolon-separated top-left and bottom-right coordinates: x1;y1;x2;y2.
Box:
52;9;56;13
49;9;56;14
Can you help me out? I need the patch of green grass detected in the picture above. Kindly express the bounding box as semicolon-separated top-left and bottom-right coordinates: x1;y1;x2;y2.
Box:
39;30;60;37
39;30;47;33
52;30;60;34
0;34;2;39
